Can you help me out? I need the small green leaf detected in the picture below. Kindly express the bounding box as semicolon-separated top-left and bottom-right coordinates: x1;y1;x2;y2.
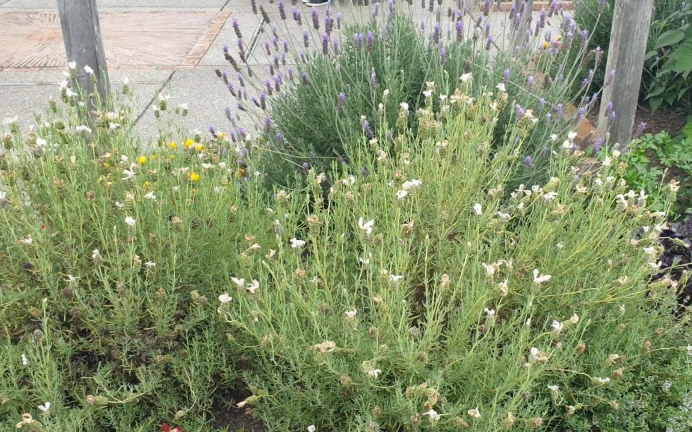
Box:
649;96;663;112
683;122;692;140
645;50;658;61
655;30;685;48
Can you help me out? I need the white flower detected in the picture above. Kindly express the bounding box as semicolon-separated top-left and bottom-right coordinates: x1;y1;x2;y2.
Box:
144;191;156;200
124;216;136;227
569;313;580;324
122;168;136;180
177;103;189;111
75;125;92;134
594;377;611;385
687;345;692;356
84;65;94;75
231;277;245;288
307;426;316;432
123;76;129;85
547;385;559;392
568;131;578;140
389;275;404;284
423;90;432;98
246;280;260;294
368;368;382;378
290;238;306;249
602;156;612;166
115;201;125;209
358;217;375;235
484;308;495;317
345;309;357;319
496;83;506;92
550;134;558;141
68;61;77;69
65;275;78;284
396;189;408;200
0;190;5;200
459;73;473;82
423;409;441;422
543;191;558;203
400;102;409;111
556;242;565;249
38;402;51;412
473;203;483;215
525;317;532;327
22;353;29;365
495;211;511;221
552;320;564;334
402;179;422;190
468;408;481;419
91;249;101;259
619;304;626;313
144;261;156;268
533;269;552;284
498;280;508;296
218;293;232;303
481;262;496;276
36;138;47;147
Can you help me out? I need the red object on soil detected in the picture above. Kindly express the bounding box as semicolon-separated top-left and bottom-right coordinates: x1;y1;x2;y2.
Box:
161;424;181;432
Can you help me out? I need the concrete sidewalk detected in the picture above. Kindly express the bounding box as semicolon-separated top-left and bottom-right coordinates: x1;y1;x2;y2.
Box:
0;0;563;142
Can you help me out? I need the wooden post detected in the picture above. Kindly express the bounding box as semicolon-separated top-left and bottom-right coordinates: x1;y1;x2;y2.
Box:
512;0;534;53
597;0;654;148
57;0;110;112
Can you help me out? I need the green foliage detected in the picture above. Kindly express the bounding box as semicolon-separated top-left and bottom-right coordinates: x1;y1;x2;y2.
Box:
0;89;251;431
645;2;692;111
254;11;582;188
622;131;692;218
571;0;690;110
221;80;692;431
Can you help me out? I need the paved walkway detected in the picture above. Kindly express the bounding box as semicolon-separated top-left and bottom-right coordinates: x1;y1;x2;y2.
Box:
0;0;564;141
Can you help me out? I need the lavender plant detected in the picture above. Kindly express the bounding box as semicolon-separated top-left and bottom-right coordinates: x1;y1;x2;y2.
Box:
217;0;600;188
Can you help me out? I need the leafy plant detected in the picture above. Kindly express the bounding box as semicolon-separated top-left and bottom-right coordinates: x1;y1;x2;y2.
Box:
622;131;692;218
645;1;692;111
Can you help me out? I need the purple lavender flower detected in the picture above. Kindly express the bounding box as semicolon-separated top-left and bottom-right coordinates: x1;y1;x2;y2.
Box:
302;162;310;175
228;81;236;97
354;33;363;49
320;33;328;55
274;77;281;93
311;7;319;30
276;133;285;146
337;92;346;113
388;0;394;15
386;132;393;142
295;9;302;26
281;52;287;65
592;138;604;154
233;18;242;39
541;145;548;157
605;102;613;117
303;30;309;48
278;0;286;20
440;47;447;64
264;116;272;132
224;105;232;121
337;12;342;29
509;4;516;19
634;122;647;138
251;96;260;108
264;40;271;56
598;0;606;13
301;70;309;85
483;0;491;15
222;44;229;55
607;69;616;86
370;68;377;89
264;79;272;95
503;68;510;84
367;31;375;51
238;101;246;111
382;26;388;41
576;107;585;121
251;0;257;14
300;50;306;63
486;35;493;51
433;22;441;44
527;75;534;90
524;155;535;169
260;92;267;110
363;120;375;139
515;104;525;120
485;22;491;37
581;30;589;49
269;63;275;76
566;31;573;46
555;103;563;120
288;66;295;81
545;112;552;123
373;2;380;17
209;125;216;137
333;38;339;55
230;131;237;143
609;111;616;125
455;20;464;42
361;166;369;176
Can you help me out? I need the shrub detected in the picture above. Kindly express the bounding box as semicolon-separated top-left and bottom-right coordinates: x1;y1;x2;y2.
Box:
219;2;593;188
217;78;692;431
0;88;258;431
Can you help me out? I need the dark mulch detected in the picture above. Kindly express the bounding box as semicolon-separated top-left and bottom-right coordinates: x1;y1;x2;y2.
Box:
211;377;268;432
586;103;689;138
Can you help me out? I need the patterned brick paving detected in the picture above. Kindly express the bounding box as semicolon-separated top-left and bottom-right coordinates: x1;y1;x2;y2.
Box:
0;11;230;71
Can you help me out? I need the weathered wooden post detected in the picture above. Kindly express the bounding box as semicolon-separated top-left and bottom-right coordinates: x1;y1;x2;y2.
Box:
512;0;534;53
57;0;110;111
597;0;655;148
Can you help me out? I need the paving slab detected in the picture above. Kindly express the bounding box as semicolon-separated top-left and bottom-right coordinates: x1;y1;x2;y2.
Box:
0;11;230;71
0;0;230;11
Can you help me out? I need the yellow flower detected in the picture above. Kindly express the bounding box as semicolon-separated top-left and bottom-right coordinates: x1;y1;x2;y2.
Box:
543;41;549;49
220;132;227;139
170;155;175;159
103;163;110;168
557;36;563;41
190;172;200;182
143;181;150;190
196;145;205;152
138;156;147;165
151;154;158;160
185;139;195;149
169;142;177;149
